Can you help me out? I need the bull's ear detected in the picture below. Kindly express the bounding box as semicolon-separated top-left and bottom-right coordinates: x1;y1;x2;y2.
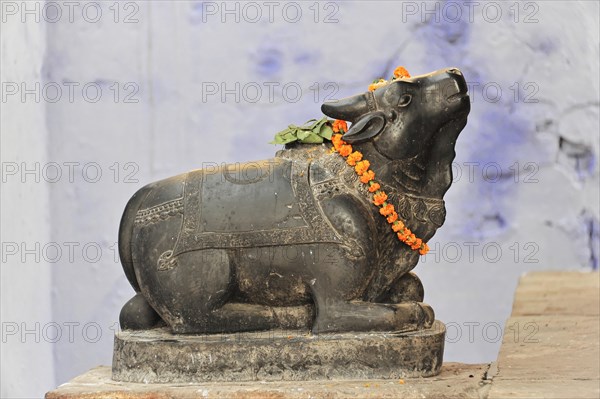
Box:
341;111;386;143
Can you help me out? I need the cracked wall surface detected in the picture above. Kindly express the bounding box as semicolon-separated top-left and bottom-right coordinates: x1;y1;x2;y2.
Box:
1;1;599;397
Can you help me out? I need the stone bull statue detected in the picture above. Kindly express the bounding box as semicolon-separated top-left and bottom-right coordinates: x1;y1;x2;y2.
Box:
118;68;470;334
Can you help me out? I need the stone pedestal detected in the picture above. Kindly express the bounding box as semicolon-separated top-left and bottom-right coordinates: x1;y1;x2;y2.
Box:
112;320;446;383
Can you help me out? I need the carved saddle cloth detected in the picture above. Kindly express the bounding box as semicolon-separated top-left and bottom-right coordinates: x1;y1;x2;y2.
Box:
171;158;342;257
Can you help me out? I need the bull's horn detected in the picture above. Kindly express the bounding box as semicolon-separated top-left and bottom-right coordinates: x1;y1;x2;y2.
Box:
341;111;386;143
321;92;373;122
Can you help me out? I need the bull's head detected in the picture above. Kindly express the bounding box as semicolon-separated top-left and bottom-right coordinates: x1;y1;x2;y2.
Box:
321;68;470;161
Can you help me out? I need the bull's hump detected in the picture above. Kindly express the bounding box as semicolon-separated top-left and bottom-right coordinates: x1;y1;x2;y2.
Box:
200;159;307;232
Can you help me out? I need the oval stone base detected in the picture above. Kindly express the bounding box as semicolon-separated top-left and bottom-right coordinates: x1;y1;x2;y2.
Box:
112;321;446;383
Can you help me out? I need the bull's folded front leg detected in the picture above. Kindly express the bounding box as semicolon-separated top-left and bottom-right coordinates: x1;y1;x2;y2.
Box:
312;300;434;334
202;303;314;333
310;280;434;334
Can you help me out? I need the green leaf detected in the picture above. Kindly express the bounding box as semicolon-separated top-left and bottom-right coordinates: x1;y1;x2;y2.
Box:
270;117;335;145
312;117;327;130
269;126;299;144
296;130;311;140
300;132;324;143
270;135;287;144
276;126;292;135
319;124;334;140
283;131;297;140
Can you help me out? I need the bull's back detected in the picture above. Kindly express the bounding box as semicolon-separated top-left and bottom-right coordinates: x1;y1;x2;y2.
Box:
191;159;305;233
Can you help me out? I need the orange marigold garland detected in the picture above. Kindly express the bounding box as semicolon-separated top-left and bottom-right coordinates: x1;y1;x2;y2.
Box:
271;65;428;255
330;122;429;255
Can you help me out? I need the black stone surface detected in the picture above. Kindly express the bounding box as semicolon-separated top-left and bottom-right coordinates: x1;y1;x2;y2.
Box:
112;321;446;382
116;68;470;335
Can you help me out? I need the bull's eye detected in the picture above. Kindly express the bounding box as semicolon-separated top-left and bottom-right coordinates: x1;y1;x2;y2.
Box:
398;94;412;107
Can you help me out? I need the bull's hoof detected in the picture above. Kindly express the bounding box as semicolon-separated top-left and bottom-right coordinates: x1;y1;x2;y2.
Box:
419;303;435;329
120;293;161;330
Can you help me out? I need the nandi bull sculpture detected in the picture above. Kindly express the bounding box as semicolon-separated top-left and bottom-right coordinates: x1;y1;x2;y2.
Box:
118;67;470;335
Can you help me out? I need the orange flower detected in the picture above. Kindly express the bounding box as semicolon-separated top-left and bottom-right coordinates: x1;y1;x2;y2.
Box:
332;133;343;144
346;151;363;166
373;191;388;206
332;134;344;149
419;243;430;255
368;182;381;193
379;203;395;216
411;238;423;250
368;79;388;92
399;228;412;241
392;220;404;232
386;212;398;224
360;170;375;184
339;144;352;157
332;119;348;133
393;66;410;79
354;160;371;176
405;233;417;245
